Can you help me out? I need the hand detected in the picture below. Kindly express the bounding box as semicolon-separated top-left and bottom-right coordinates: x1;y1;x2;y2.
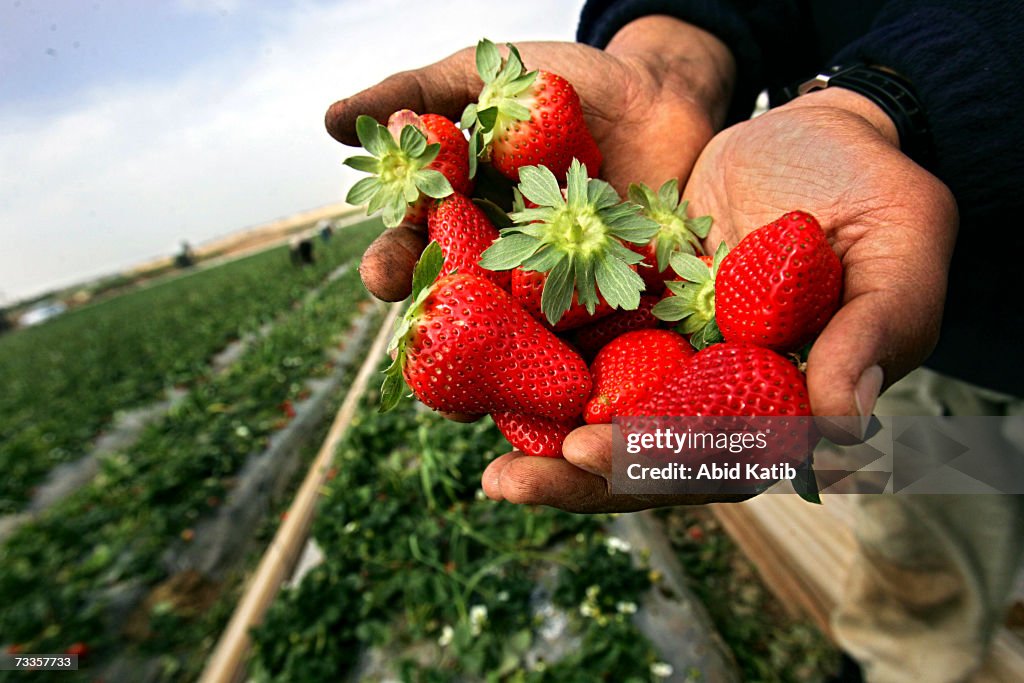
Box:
327;16;735;300
482;424;749;513
684;87;958;440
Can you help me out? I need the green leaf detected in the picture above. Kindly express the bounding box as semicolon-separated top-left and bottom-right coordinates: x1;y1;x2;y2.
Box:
342;155;380;173
472;198;514;229
355;115;385;155
366;184;395;215
574;258;598;313
506;71;538;94
460;103;478;131
479;233;541;270
346;176;381;205
541;257;574;325
587;178;620;209
652;297;689;322
664;280;688;297
654;236;676;272
626;183;652;209
657;178;680;209
606;212;659;243
477;106;499;133
689;318;724;350
402;180;420;203
670;252;713;284
687;214;713;238
711;240;729;276
413;170;453;199
399;125;427;157
475;38;502;83
418;142;441;167
604;238;646;265
565;160;588;210
521;244;563;271
382;195;407;228
468;131;480;179
497;100;531;121
594;256;643;310
379;357;406;412
518;165;564;207
411;241;445;298
505;43;526;79
793;461;822;504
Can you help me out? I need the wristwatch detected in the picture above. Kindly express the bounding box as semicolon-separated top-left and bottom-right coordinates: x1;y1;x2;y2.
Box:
780;64;934;169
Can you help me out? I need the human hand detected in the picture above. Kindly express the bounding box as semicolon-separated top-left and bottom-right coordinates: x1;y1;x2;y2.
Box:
327;16;735;301
683;87;958;440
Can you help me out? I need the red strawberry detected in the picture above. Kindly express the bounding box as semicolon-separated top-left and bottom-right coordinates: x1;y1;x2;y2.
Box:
626;180;712;293
382;243;591;421
511;268;615;331
345;111;471;227
493;412;580;457
634;342;812;417
428;193;510;290
584;330;694;424
570;294;661;361
716;212;841;350
654;212;841;352
479;161;657;327
463;39;601;182
65;642;89;657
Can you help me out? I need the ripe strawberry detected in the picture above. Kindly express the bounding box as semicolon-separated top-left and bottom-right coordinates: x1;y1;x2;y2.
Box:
569;294;661;361
345;110;471;227
427;193;510;290
511;268;614;331
654;212;841;352
65;642;90;657
382;242;591;421
716;212;841;350
462;39;601;182
492;411;581;457
479;160;657;326
634;342;812;417
626;180;712;293
584;330;694;424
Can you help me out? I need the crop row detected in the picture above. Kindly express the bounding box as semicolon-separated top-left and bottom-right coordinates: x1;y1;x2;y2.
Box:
0;219;382;512
0;262;378;677
249;384;669;682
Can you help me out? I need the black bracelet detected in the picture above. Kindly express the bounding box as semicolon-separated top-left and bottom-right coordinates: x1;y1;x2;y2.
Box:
780;64;935;170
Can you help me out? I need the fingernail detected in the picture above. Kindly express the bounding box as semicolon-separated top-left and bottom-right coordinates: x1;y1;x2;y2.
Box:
854;365;884;439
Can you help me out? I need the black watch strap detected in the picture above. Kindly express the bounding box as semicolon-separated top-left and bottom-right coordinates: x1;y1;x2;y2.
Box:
780;64;935;169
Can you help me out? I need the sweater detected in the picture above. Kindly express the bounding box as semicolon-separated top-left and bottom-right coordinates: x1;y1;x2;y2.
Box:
578;0;1024;396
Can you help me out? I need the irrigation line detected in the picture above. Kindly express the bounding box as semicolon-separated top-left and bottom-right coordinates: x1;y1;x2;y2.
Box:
199;301;402;683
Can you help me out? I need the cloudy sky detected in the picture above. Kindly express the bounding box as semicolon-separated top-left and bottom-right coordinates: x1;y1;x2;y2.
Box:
0;0;584;303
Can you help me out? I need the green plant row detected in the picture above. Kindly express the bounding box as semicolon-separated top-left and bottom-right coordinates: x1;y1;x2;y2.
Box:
0;219;382;512
0;265;377;676
249;386;670;683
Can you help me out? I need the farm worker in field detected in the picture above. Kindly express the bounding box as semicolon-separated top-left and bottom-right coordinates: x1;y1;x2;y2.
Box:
324;2;1024;682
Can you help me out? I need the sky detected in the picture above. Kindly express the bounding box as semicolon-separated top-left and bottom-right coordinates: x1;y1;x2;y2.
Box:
0;0;584;303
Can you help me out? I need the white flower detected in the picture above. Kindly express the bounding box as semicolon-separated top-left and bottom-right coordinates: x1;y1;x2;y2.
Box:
496;591;509;602
469;605;488;636
605;536;632;554
438;625;453;647
475;488;487;500
585;585;601;600
650;662;674;678
343;521;358;534
616;601;638;614
579;602;598;618
235;425;251;438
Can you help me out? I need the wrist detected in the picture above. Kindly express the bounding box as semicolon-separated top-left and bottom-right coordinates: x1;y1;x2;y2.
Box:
605;15;735;129
783;87;900;148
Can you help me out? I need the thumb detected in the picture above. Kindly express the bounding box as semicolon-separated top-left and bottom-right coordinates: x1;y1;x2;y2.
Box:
325;48;478;146
806;290;935;443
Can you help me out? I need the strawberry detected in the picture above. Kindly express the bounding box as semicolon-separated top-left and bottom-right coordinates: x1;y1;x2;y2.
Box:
511;267;614;331
462;39;601;182
492;411;581;457
634;342;812;417
382;242;591;422
655;211;841;352
479;160;658;326
569;294;662;361
427;192;510;290
626;180;712;293
584;330;694;424
345;110;471;227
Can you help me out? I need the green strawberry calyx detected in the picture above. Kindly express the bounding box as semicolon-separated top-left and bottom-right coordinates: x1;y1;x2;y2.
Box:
461;38;537;178
652;242;728;350
380;241;445;412
478;159;658;326
627;179;713;271
344;113;453;228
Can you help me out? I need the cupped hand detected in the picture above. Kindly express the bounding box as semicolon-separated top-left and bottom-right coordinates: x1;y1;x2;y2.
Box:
484;87;958;512
684;87;958;439
328;16;735;300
